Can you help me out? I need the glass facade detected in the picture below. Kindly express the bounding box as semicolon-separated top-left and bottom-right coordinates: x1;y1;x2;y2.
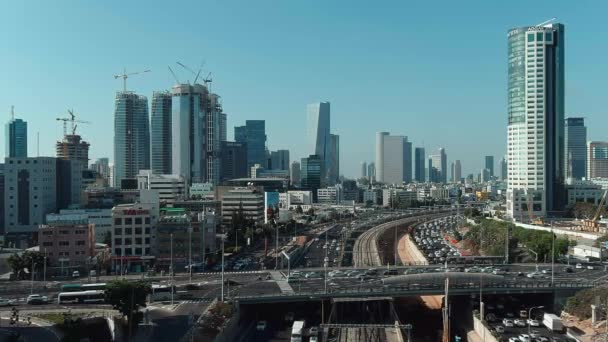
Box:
565;117;587;179
235;120;267;171
113;92;150;187
307;102;331;183
301;155;323;196
5;118;27;158
414;147;425;182
150;91;172;174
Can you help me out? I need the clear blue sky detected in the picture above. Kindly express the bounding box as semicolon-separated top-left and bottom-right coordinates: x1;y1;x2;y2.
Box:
0;1;606;177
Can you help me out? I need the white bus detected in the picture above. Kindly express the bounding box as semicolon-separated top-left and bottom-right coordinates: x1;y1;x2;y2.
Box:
57;290;106;304
150;284;175;302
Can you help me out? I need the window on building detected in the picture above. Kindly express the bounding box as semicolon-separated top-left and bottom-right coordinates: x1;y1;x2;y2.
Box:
42;242;53;247
125;218;132;225
135;217;142;225
114;228;122;236
145;227;150;234
125;228;132;235
76;240;85;246
114;218;122;225
135;237;142;244
114;238;121;246
124;238;132;245
145;237;150;244
59;241;69;246
135;228;142;235
145;218;150;224
114;248;121;256
135;248;142;255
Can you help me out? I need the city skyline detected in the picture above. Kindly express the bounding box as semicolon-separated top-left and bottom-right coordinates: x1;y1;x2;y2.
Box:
1;2;608;177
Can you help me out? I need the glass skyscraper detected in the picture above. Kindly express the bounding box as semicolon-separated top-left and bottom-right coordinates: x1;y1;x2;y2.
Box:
565;117;587;179
506;22;565;219
301;154;323;199
5;116;27;158
150;91;172;174
307;102;331;182
113;92;150;187
414;147;425;182
484;156;494;177
235;120;267;171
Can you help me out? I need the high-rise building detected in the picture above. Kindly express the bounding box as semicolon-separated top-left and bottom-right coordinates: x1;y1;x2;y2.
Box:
150;91;172;174
301;155;324;197
220;141;247;182
205;93;223;185
414;147;425;182
375;132;412;184
367;163;376;181
4;157;82;235
360;162;367;179
5;109;27;158
270;150;290;171
481;168;491;183
114;92;150;188
485;156;494;177
500;157;507;180
290;161;301;186
235;120;267;170
220;113;227;142
328;134;340;185
565;117;587;179
171;84;204;183
587;141;608;179
454;160;462;183
429;148;447;183
56;134;90;165
506;22;565;219
307;102;331;182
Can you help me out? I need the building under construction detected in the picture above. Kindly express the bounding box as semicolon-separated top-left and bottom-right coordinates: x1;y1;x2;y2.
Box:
56;134;90;164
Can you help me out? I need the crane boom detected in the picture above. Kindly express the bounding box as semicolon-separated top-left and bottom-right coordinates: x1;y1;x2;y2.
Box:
592;190;608;222
113;68;151;91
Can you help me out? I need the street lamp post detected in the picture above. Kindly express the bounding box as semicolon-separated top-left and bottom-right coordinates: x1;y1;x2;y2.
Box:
170;233;174;305
43;248;47;289
528;248;539;271
528;306;544;334
189;228;192;284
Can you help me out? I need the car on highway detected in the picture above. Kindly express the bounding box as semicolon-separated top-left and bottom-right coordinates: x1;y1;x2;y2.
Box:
0;298;15;306
465;266;481;273
587;265;595;270
493;269;506;275
575;263;583;269
502;319;514;327
527;319;540;327
526;272;542;279
495;326;505;334
518;334;531;342
256;321;267;331
509;338;519;342
72;270;80;278
26;294;48;305
514;319;526;327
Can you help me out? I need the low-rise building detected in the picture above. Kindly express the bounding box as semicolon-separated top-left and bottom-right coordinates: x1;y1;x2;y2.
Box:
110;203;157;273
382;189;417;207
566;179;605;207
317;186;341;204
59;208;112;243
137;170;186;204
190;183;214;200
363;189;379;205
279;191;313;209
38;213;95;267
220;187;264;225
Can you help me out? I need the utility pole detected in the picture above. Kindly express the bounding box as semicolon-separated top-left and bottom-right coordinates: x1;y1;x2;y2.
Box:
170;233;174;305
43;248;47;288
189;227;192;284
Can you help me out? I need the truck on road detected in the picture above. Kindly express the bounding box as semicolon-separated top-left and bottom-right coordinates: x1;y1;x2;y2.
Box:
291;320;305;342
542;313;563;331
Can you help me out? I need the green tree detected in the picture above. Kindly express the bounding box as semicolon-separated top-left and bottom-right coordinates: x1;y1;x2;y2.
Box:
569;201;605;219
7;251;47;280
307;207;315;216
365;200;374;208
105;280;151;323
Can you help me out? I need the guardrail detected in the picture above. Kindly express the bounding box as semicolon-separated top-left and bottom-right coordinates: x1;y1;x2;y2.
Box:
233;280;595;303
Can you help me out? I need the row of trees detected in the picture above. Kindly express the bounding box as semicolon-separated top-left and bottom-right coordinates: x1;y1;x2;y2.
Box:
463;219;573;262
7;251;48;280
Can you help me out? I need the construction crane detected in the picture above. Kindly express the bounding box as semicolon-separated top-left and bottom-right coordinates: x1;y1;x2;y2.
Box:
56;109;90;136
176;61;211;87
582;190;608;232
168;66;180;85
113;68;151;92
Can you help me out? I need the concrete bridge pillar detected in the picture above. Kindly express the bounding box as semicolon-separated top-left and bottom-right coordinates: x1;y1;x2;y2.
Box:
591;304;597;324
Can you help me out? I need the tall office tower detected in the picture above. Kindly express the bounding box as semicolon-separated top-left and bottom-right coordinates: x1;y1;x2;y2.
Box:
91;157;110;178
270;150;290;170
360;162;368;179
367;162;376;181
450;162;455;182
220;141;247;182
481;168;491;183
328;134;340;185
500;157;508;180
150;91;172;174
430;148;447;183
414;147;425;182
506;22;565;219
114;92;150;187
565;117;587;179
56;134;90;165
219;113;227;142
454;160;462;183
485;156;495;177
587;141;608;179
290;161;301;186
428;157;436;182
301;155;324;199
171;84;205;183
375;132;411;184
235;120;267;170
5;107;27;158
307;102;331;181
205;93;223;185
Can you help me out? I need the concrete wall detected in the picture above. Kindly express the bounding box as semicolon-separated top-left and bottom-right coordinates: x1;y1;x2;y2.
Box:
473;315;499;342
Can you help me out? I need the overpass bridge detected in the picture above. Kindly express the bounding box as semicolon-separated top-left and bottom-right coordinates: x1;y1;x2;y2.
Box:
235;272;596;304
